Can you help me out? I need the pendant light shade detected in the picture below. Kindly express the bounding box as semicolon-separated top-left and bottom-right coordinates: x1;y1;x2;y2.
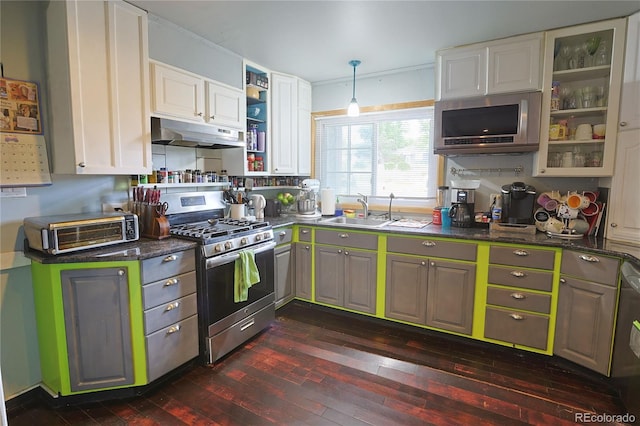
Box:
347;60;361;117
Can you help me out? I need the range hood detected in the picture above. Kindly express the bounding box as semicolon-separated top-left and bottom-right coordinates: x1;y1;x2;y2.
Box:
151;117;243;149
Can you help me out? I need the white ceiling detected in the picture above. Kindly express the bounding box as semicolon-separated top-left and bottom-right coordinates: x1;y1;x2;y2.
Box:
129;1;639;83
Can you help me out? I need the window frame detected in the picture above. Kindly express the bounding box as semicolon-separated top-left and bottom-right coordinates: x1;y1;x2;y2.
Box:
311;100;444;213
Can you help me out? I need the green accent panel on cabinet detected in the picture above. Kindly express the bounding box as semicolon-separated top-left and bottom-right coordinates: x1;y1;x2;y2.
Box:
31;260;146;395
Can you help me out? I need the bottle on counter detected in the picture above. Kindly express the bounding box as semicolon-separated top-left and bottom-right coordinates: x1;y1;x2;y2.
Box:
491;194;502;222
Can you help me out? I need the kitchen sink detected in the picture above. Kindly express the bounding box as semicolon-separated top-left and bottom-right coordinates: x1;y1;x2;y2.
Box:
319;216;392;228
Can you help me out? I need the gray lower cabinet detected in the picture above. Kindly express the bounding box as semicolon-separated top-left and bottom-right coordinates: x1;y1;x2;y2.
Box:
385;254;475;334
484;244;556;351
275;229;294;309
315;245;377;314
294;242;312;300
61;267;134;392
426;259;476;335
385;254;428;324
554;250;620;375
140;249;198;382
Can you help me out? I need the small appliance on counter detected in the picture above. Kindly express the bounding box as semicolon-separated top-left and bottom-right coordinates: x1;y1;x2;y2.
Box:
264;199;282;217
449;181;477;228
501;181;536;224
24;212;139;255
296;179;321;219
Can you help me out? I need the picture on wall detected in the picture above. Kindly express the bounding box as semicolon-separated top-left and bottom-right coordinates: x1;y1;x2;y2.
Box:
0;77;42;135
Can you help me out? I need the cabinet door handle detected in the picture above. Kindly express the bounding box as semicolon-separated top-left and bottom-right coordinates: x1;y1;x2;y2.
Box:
118;269;126;276
510;293;526;300
509;314;524;320
337;249;342;254
197;112;203;117
610;223;618;228
513;249;529;256
166;325;181;334
560;278;566;284
339;233;349;238
421;261;426;266
209;115;215;119
579;254;600;263
164;278;179;287
344;251;349;256
78;162;86;168
304;246;310;250
422;241;436;247
163;254;178;262
510;271;526;278
620;121;628;127
165;302;180;311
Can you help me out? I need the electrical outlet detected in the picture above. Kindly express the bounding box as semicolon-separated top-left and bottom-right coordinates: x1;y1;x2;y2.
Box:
102;202;128;213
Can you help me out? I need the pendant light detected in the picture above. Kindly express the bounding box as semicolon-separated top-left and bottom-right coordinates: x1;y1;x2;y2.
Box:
347;60;361;117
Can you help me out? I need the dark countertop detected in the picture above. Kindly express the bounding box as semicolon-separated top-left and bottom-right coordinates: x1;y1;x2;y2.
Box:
268;214;640;266
25;237;199;264
26;215;639;267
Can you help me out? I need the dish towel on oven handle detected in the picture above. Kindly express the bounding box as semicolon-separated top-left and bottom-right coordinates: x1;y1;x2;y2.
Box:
234;249;260;303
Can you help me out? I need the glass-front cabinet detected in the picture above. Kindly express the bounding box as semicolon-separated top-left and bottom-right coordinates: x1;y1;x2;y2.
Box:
245;63;270;175
534;18;627;177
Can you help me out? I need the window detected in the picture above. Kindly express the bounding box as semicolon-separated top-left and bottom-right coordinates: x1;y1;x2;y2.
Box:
314;106;437;201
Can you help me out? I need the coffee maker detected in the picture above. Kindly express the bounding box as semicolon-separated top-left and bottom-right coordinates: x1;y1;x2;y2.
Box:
501;182;536;224
449;188;475;228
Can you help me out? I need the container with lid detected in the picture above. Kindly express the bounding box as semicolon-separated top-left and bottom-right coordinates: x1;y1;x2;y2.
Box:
436;186;450;207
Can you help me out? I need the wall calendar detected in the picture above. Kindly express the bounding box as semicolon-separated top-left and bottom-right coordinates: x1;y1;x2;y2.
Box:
0;76;51;187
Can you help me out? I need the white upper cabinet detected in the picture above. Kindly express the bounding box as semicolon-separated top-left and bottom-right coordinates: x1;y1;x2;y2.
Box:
533;18;626;177
437;46;486;99
205;81;245;130
619;11;640;131
270;73;312;175
297;79;312;176
271;73;298;175
150;61;205;123
46;0;151;175
437;33;543;100
606;12;640;244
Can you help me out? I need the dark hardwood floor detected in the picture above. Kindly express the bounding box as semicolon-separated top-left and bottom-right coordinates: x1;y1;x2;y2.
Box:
7;301;631;425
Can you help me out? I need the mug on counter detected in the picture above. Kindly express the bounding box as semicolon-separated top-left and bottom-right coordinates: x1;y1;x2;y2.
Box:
534;208;551;232
566;193;590;210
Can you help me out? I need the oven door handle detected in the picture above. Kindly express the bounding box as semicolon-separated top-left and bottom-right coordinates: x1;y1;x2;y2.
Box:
205;240;277;269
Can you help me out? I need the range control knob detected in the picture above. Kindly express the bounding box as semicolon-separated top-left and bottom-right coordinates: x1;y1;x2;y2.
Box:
214;244;224;253
240;237;249;246
225;241;233;250
263;232;271;240
255;233;263;242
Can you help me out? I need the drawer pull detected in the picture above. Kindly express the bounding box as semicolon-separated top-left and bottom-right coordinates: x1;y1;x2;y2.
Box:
560;278;566;284
166;325;181;334
422;241;436;247
579;254;600;263
510;293;526;300
165;302;180;311
509;313;524;321
162;254;178;263
510;271;526;278
513;250;529;257
164;278;179;287
339;233;349;238
240;319;255;331
304;246;310;250
344;251;349;255
421;261;426;266
279;231;287;237
301;229;309;234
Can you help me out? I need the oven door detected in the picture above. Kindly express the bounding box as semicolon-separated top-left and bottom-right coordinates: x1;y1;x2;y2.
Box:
202;240;276;328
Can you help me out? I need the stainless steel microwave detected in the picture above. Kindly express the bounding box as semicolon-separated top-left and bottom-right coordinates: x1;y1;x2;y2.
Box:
24;212;139;255
434;91;542;155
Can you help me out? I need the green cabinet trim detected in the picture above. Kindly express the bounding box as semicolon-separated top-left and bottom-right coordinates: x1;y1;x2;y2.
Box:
32;260;146;396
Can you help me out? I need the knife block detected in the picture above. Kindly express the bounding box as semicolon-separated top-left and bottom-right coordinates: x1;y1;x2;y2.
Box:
144;214;170;240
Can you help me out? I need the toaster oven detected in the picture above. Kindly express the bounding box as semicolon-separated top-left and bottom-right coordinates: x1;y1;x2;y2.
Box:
24;212;139;255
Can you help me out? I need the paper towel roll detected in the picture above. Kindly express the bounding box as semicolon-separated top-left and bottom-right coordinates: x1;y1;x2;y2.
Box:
321;188;335;215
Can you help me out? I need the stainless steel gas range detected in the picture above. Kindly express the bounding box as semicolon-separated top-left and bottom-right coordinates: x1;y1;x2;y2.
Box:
162;191;275;364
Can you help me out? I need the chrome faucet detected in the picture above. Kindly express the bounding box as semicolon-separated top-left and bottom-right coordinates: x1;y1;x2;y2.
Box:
388;193;395;220
356;193;369;217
